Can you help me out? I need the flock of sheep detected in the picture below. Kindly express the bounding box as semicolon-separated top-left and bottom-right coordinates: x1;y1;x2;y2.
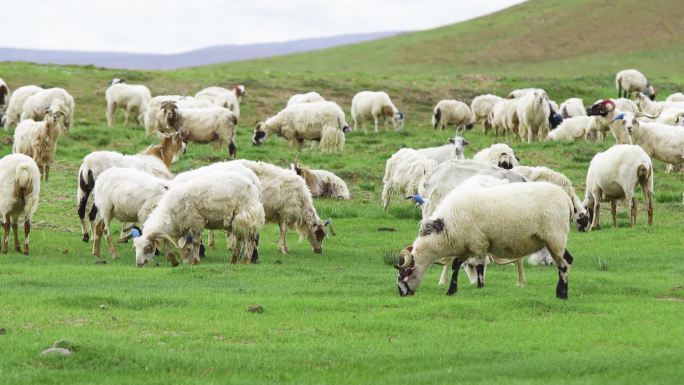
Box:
0;67;678;301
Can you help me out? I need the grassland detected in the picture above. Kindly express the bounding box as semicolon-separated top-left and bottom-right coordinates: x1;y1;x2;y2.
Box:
1;1;684;384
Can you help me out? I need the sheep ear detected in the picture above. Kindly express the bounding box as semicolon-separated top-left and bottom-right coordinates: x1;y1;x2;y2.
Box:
177;237;187;248
463;139;470;146
448;137;455;144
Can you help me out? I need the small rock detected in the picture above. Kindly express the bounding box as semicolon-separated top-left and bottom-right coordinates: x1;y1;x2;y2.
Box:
99;304;107;310
0;328;6;335
377;227;397;232
52;339;76;350
41;347;72;356
247;305;264;314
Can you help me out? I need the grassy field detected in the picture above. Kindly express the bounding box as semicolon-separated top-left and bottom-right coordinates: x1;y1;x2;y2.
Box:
1;1;684;384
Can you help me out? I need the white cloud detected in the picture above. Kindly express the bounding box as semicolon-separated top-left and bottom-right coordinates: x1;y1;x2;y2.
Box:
2;0;525;53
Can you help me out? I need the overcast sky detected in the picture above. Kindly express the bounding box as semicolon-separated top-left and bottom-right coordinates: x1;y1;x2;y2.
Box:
3;0;525;54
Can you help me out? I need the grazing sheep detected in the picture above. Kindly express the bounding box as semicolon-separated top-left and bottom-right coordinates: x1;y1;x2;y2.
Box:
381;148;438;210
3;85;43;130
470;94;503;134
195;86;243;119
105;80;152;127
252;101;349;152
287;92;325;106
489;99;520;140
12;105;67;181
547;115;605;142
591;98;641;116
415;136;468;163
584;144;654;229
236;160;331;255
517;89;551;143
616;69;655;100
91;168;170;260
0;78;9;112
472;143;519;170
635;93;684;117
132;170;264;266
20;88;75;134
350;91;404;132
431;100;474;131
395;182;575;299
290;158;350;200
0;154;40;255
559;98;586;118
144;95;212;136
76;132;186;242
665;92;684;103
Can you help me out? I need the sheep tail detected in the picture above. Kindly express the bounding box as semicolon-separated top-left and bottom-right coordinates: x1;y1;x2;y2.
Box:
233;204;265;238
78;168;95;220
15;163;33;196
320;124;345;153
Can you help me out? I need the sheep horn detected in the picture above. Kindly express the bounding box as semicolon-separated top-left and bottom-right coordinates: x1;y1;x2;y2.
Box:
398;250;414;268
323;218;336;236
117;226;142;243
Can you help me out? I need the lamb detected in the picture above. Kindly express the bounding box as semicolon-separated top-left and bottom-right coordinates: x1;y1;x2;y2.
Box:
665;92;684;103
131;170;264;266
76;132;186;242
431;100;474;131
394;182;575;299
472;143;519;170
20;88;75;134
559;98;586;118
236;160;331;255
470;94;503;134
516;88;551;143
195;85;244;119
489;99;520;140
105;80;152;127
252;101;349;152
0;154;40;255
290;157;350;200
635;93;684;117
160;101;238;158
616;69;655;100
3;85;43;130
381;149;438;210
0;78;9;112
287;92;325;106
12;104;67;181
415;136;468;163
91;167;170;260
144;95;212;136
350;91;404;132
584;144;654;229
547;115;605;142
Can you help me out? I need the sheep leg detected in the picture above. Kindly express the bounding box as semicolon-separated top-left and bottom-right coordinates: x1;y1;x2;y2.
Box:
438;261;451;286
590;189;601;230
374;117;379;133
45;165;50;182
278;222;288;254
641;179;654;226
92;219;103;258
665;164;673;173
630;197;638;227
230;238;240;264
611;200;618;228
516;258;526;288
23;220;30;255
1;215;9;253
242;236;256;265
550;249;573;300
104;223;119;260
381;183;391;211
106;102;116;127
123;108;130;126
88;204;98;241
207;230;216;250
446;258;463;296
476;263;486;288
11;220;20;252
166;252;179;267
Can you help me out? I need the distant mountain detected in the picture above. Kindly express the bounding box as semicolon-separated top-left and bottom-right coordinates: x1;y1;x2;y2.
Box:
0;31;403;70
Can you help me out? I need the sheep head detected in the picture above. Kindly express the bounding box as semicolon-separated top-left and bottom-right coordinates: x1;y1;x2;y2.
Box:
574;206;590;232
396;245;416;296
448;136;468;158
612;112;638;142
110;78;125;85
587;99;615;117
234;85;246;100
392;111;405;130
158;131;187;163
643;84;656;101
160;101;180;131
252;122;268;145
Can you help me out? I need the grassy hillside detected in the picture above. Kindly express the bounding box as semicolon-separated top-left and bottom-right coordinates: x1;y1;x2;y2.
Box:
0;1;683;384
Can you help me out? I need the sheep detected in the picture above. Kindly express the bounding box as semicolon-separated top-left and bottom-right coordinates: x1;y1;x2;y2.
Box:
655;108;684;125
160;101;238;158
516;88;551;143
252;101;349;152
105;80;152;127
76;132;186;242
288;157;350;200
350;91;404;132
195;86;244;119
507;88;536;99
415;136;468;163
612;113;684;173
547;115;605;142
91;167;170;260
559;98;586;118
0;78;9;112
470;94;503;134
20;88;75;134
665;92;684;103
489;99;520;140
472;143;519;170
12;104;67;181
381;148;438;210
394;181;575;299
0;153;40;255
3;85;43;130
144;95;212;136
616;69;655;100
131;170;264;267
635;93;684;117
236;160;332;255
287;92;325;106
591;98;640;116
431;100;474;131
584;144;654;230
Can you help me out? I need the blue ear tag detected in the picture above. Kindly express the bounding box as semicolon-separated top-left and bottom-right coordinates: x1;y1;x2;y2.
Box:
130;228;141;238
323;218;332;226
613;113;626;122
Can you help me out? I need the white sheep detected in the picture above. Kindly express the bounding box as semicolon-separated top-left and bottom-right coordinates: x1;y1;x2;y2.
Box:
20;88;75;134
287;92;325;106
507;88;536;99
489;99;520;140
76;132;186;242
12;104;67;181
584;144;654;229
144;95;212;136
470;94;503;134
105;80;152;127
350;91;404;132
195;86;243;119
132;170;264;266
516;88;551;143
655;108;684;125
472;143;519;169
665;92;684;103
91;167;170;260
394;181;575;299
236;160;331;255
547;115;604;142
0;153;40;255
431;100;474;131
616;69;655;100
381;148;438;210
559;98;586;118
415;136;468;163
290;158;350;200
3;85;43;130
0;78;9;112
252;101;348;152
635;93;684;117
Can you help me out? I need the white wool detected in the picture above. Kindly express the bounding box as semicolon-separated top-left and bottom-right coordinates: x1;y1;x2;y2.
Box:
287;91;325;106
415;136;468;164
516;88;551;143
0;154;40;254
3;85;43;130
613;118;684;170
472;143;519;169
431;100;474;130
381;148;438;210
470;94;503;134
12;105;67;181
615;69;655;99
547;115;603;142
291;162;350;200
665;92;684;103
176;106;238;155
655;108;684;125
489;99;520;140
635;93;684;117
105;82;151;127
350;91;404;132
559;98;586;118
507;88;537;99
20;88;75;134
144;95;212;136
195;86;242;119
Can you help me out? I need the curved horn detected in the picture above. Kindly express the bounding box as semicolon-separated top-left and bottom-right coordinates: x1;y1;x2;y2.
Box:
398;249;414;268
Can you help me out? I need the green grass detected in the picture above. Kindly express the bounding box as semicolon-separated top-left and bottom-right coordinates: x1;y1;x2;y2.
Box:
1;1;684;383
